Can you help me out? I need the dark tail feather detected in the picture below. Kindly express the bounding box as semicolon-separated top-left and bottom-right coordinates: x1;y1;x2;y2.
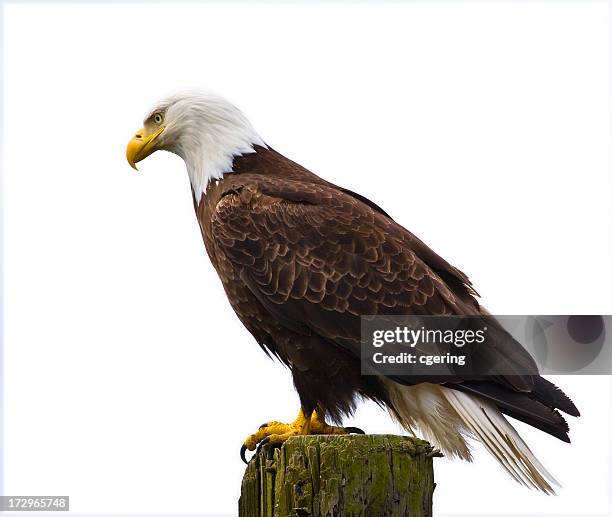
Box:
455;380;574;443
532;376;580;417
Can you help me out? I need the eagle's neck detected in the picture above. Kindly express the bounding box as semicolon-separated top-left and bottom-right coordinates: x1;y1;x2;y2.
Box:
183;135;266;204
171;100;266;203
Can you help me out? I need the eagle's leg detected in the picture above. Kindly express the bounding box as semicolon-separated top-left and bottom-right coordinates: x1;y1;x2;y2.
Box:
240;408;365;463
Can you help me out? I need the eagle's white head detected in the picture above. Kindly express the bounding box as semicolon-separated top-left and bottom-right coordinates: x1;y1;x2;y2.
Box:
126;91;266;202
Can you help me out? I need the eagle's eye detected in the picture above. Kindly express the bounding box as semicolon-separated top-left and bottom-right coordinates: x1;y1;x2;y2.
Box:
154;113;163;124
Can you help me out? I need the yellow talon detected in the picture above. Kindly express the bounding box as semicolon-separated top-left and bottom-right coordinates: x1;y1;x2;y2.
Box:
243;408;312;451
240;408;362;463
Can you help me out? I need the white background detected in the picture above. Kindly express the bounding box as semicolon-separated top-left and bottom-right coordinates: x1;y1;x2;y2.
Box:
3;1;611;515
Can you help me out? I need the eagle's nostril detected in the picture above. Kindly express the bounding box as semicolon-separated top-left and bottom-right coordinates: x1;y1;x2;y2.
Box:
135;133;143;139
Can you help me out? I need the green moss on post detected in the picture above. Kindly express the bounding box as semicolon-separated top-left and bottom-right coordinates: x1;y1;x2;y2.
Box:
239;435;437;517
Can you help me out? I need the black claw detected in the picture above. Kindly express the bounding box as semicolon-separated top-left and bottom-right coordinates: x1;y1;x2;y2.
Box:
256;436;270;455
259;422;269;429
240;444;249;464
344;426;365;435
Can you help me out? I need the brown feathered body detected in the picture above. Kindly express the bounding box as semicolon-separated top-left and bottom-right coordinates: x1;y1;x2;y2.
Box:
193;146;578;437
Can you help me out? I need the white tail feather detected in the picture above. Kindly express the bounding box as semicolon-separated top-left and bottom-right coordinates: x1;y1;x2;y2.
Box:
385;380;559;494
442;387;559;493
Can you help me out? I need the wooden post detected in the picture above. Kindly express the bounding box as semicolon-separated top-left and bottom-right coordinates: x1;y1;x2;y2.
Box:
239;434;437;517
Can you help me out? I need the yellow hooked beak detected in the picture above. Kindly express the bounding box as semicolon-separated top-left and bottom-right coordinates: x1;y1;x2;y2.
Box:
126;126;165;170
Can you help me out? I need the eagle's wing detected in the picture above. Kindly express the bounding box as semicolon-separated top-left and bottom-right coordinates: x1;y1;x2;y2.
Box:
210;176;577;434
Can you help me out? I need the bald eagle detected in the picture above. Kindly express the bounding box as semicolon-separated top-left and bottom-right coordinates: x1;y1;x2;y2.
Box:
126;91;579;494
